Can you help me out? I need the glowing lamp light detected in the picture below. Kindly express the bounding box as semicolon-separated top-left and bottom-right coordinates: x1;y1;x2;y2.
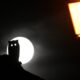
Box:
68;2;80;37
7;37;34;64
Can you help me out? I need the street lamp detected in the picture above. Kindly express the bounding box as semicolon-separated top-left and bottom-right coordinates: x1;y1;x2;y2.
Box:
68;2;80;37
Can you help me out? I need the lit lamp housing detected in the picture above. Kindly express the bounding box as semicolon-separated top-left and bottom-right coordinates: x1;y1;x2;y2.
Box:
68;2;80;37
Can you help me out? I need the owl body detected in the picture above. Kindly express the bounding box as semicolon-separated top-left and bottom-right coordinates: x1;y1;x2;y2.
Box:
8;40;20;61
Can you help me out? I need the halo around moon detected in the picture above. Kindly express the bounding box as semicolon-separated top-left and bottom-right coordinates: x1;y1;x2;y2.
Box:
7;37;34;64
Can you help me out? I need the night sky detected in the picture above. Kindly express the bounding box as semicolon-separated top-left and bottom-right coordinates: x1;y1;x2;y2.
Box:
0;1;80;80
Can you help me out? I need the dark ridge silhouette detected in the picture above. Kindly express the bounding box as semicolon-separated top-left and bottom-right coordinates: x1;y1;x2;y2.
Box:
0;40;45;80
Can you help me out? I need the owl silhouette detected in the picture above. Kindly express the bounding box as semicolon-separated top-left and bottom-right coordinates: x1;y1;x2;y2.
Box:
8;40;20;62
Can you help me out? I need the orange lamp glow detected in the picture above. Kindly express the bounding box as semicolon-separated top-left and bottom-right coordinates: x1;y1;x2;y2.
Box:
68;2;80;37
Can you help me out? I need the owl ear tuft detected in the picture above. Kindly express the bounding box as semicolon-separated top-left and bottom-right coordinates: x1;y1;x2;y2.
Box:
8;41;11;43
16;40;18;42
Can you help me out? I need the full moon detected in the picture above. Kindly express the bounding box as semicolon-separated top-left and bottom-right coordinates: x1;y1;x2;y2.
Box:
7;37;34;64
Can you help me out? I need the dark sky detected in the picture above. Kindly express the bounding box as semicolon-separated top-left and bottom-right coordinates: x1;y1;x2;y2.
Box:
0;1;80;80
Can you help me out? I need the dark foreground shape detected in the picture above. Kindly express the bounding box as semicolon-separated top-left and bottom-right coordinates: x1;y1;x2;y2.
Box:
0;55;45;80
